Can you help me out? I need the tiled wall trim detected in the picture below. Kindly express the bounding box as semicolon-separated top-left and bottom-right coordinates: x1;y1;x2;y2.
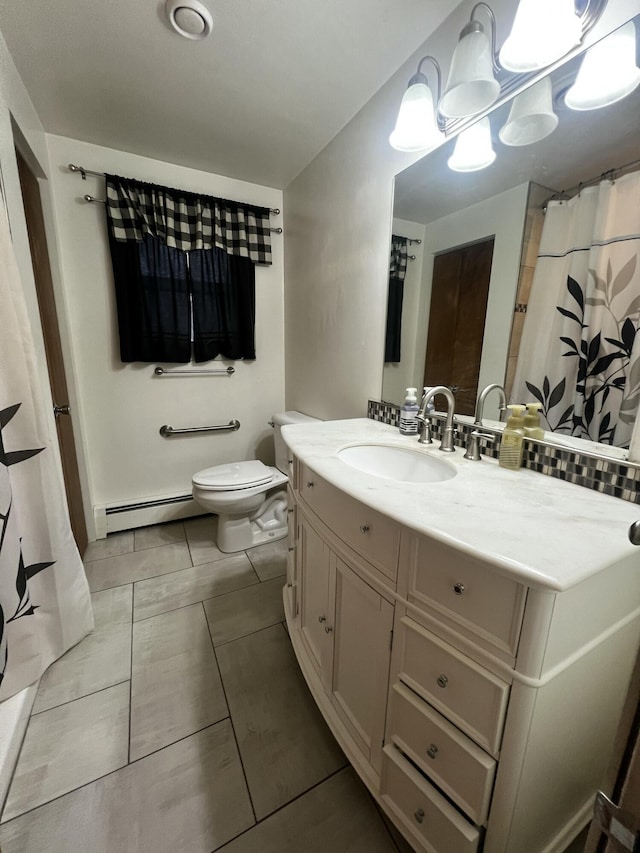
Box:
368;400;640;505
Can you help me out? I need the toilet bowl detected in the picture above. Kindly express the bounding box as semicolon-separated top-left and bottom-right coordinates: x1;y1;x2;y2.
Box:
192;411;319;553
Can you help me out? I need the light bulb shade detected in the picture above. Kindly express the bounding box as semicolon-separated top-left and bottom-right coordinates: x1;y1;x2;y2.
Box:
448;117;496;172
499;0;582;73
439;26;500;118
389;80;443;152
499;77;559;146
565;21;640;111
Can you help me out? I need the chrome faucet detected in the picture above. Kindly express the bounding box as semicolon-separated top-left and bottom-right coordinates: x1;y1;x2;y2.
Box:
474;383;507;427
417;385;456;452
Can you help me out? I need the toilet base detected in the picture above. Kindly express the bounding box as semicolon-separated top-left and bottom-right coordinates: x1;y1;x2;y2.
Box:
217;490;288;553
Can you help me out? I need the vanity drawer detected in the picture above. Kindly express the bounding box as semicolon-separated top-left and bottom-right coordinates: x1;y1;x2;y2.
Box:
388;682;496;825
407;535;527;659
299;464;399;580
397;616;509;756
381;745;480;853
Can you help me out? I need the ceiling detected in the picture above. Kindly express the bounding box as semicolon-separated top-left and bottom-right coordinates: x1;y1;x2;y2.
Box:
0;0;460;189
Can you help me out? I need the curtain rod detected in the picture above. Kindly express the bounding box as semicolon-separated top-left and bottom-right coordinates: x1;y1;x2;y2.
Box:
68;163;281;216
543;156;640;211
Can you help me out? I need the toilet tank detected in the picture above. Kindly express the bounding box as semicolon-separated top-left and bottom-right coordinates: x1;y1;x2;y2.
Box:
271;411;320;473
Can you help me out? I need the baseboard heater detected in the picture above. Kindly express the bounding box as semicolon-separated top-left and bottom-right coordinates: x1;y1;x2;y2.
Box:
93;492;206;538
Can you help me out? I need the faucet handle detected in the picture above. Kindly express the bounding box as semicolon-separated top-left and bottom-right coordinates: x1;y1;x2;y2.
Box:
464;430;495;461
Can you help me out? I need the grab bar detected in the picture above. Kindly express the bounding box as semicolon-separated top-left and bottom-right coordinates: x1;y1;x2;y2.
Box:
159;420;240;437
154;366;235;376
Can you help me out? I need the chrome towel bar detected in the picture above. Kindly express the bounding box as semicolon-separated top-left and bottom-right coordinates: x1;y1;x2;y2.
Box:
160;420;240;437
154;366;235;376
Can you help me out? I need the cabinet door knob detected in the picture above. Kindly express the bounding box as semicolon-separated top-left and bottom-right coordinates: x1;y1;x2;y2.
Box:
307;481;314;488
414;808;425;824
426;744;438;759
453;582;465;595
359;524;370;534
325;625;333;634
318;615;326;623
287;508;295;515
288;546;295;552
288;458;293;464
436;674;448;689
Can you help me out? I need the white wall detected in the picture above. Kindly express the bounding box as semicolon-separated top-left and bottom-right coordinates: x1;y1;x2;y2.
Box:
45;134;285;526
283;0;639;420
382;218;426;406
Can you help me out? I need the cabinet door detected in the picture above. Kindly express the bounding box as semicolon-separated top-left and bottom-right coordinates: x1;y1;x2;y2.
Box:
330;558;394;774
299;516;333;687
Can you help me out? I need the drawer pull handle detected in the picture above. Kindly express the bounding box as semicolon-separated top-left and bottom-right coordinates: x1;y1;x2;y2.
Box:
288;458;293;464
414;808;425;824
286;582;293;588
359;524;370;534
288;546;295;552
437;674;448;689
453;582;465;595
287;508;295;515
325;625;333;634
318;615;326;623
307;481;314;488
426;744;438;759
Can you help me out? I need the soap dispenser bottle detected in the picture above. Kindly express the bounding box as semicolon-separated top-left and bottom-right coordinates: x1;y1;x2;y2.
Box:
399;387;420;435
498;404;525;470
523;402;544;439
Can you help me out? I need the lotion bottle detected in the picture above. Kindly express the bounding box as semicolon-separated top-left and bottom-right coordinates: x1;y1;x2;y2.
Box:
523;402;544;439
399;387;419;435
498;404;525;470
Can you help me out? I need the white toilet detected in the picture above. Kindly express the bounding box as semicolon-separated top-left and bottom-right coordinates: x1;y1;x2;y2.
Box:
191;411;318;553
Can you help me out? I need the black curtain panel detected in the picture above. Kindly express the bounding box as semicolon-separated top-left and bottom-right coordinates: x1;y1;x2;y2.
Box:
189;246;256;361
108;231;191;363
384;235;409;363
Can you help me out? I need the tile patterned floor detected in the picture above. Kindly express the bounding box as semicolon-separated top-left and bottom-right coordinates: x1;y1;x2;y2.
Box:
0;517;401;853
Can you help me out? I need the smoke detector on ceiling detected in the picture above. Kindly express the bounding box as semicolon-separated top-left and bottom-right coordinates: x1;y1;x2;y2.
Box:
165;0;213;40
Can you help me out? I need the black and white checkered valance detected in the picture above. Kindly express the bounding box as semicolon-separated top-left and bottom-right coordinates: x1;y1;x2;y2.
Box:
105;175;272;265
389;234;408;281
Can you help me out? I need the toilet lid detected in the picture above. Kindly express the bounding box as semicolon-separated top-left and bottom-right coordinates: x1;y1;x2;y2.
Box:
193;460;274;491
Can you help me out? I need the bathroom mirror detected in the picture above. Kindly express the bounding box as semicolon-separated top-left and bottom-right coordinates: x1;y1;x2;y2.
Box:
382;14;640;450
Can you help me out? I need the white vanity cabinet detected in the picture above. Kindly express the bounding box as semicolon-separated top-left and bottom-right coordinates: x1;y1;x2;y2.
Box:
282;436;640;853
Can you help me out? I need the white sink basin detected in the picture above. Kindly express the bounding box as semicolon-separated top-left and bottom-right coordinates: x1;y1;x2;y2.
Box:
337;444;456;483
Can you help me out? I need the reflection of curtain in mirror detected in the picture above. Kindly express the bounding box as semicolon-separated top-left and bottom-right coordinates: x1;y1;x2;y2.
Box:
385;235;408;363
511;170;640;447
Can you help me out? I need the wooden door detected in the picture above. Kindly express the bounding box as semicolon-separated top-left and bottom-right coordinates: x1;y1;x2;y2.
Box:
424;239;494;416
16;150;88;554
330;558;394;774
299;515;332;685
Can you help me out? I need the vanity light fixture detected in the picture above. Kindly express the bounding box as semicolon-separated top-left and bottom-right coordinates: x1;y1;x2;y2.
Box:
565;19;640;111
447;117;496;172
499;0;582;73
389;56;444;152
499;77;559;146
438;3;500;119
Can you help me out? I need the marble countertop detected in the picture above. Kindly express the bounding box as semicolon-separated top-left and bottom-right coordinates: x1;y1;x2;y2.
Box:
282;418;640;592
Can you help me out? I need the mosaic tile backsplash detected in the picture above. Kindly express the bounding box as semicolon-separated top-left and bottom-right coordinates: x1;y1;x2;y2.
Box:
368;400;640;505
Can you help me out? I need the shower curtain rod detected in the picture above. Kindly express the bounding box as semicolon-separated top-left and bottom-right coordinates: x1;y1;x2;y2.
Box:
68;163;281;216
543;155;640;211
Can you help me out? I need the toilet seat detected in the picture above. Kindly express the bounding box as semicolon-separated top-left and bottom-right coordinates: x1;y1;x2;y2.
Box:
193;460;274;492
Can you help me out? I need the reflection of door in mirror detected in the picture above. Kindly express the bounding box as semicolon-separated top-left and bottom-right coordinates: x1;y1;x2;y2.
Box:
425;239;494;416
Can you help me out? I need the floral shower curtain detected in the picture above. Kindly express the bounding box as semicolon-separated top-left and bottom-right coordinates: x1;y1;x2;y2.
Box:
0;194;92;701
512;170;640;447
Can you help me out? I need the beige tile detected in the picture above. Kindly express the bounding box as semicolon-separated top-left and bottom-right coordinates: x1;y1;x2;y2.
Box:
184;515;228;565
83;541;192;592
133;554;259;622
2;683;129;822
134;520;185;551
33;586;132;714
83;530;133;562
516;264;535;305
247;538;288;581
219;768;396;853
203;575;285;646
0;721;254;853
130;603;227;761
216;624;345;819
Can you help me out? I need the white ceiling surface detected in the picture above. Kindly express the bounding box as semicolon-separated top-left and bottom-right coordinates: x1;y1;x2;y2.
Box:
0;0;460;189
